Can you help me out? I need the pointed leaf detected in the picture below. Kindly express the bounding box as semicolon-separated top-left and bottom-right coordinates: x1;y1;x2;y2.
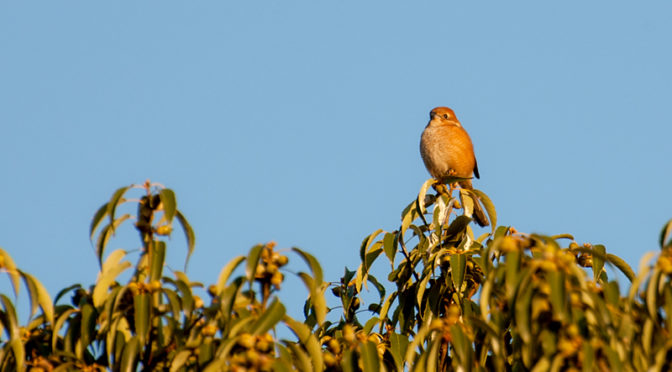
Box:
90;203;109;242
150;241;166;282
159;188;177;224
606;253;635;282
0;248;21;297
389;332;409;371
94;249;131;308
19;271;54;325
360;341;380;372
245;244;264;286
134;293;151;346
292;247;323;285
119;336;140;372
250;298;285;335
451;253;467;293
215;256;245;294
660;218;672;249
284;316;324;371
592;244;606;282
107;185;131;230
175;210;196;270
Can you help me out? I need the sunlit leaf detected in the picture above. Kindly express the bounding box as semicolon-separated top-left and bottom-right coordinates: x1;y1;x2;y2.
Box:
360;341;380;372
245;244;264;286
0;248;21;297
93;249;131;308
389;332;409;371
90;203;108;242
382;232;397;266
175;210;196;270
80;303;96;348
215;255;245;294
292;247;324;285
107;185;131;231
451;253;467;293
250;298;285;335
159;188;177;224
19;270;54;325
170;350;192;372
606;253;635;282
119;336;140;372
593;244;606;282
284;316;323;371
660;218;672;249
150;241;166;282
134;293;151;346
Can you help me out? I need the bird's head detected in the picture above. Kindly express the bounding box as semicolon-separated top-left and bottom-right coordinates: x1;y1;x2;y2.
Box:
429;107;461;127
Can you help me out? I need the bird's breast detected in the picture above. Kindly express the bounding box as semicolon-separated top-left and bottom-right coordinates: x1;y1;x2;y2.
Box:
420;125;476;180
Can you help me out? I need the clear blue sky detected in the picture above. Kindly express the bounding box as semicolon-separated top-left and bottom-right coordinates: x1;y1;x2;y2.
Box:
2;2;671;317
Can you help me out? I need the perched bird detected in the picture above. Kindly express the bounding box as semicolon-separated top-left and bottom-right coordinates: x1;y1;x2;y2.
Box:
420;107;489;227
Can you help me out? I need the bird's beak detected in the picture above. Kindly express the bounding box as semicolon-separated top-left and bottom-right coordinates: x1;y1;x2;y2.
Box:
429;112;436;120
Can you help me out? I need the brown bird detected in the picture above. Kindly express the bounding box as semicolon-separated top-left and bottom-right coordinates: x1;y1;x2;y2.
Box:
420;107;489;227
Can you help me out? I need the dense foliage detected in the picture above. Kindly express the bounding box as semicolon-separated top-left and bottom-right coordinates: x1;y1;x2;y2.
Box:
1;179;671;371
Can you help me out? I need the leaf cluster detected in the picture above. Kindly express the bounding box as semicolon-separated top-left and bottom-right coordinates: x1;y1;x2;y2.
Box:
1;180;671;371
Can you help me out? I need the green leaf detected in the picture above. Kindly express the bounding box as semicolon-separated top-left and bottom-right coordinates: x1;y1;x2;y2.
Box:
471;188;497;233
284;316;323;371
0;248;21;297
119;336;140;372
80;303;96;348
90;202;109;242
175;210;196;270
0;295;24;371
646;268;661;319
285;341;313;372
215;255;246;294
360;229;384;263
382;232;397;266
245;244;264;286
96;213;132;267
170;350;192;372
360;341;380;372
606;253;635;282
514;279;534;344
134;293;151;346
52;308;77;352
592;244;606;282
250;298;285;335
660;218;672;249
451;253;467;293
296;272;327;325
159;188;177;224
292;247;324;285
548;270;566;321
93;249;131;308
150;241;167;282
19;270;54;325
107;185;131;231
389;332;409;371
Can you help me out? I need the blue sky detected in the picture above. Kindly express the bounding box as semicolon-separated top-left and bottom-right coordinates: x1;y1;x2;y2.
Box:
2;2;671;318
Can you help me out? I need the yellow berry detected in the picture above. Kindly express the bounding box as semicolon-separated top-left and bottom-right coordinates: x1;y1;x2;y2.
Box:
238;334;256;349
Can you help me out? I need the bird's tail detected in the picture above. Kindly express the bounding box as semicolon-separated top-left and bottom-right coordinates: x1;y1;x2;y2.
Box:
457;180;490;227
472;200;489;227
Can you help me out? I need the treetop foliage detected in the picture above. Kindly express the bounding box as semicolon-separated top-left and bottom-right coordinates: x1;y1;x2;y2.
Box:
1;179;672;371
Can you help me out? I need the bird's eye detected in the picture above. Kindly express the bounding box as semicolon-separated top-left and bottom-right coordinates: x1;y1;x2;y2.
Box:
443;114;448;119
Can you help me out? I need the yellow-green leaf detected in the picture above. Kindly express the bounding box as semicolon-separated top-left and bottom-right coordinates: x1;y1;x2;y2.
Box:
175;210;196;270
159;188;177;224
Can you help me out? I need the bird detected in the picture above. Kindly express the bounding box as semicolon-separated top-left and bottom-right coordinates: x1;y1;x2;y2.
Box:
420;107;489;227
